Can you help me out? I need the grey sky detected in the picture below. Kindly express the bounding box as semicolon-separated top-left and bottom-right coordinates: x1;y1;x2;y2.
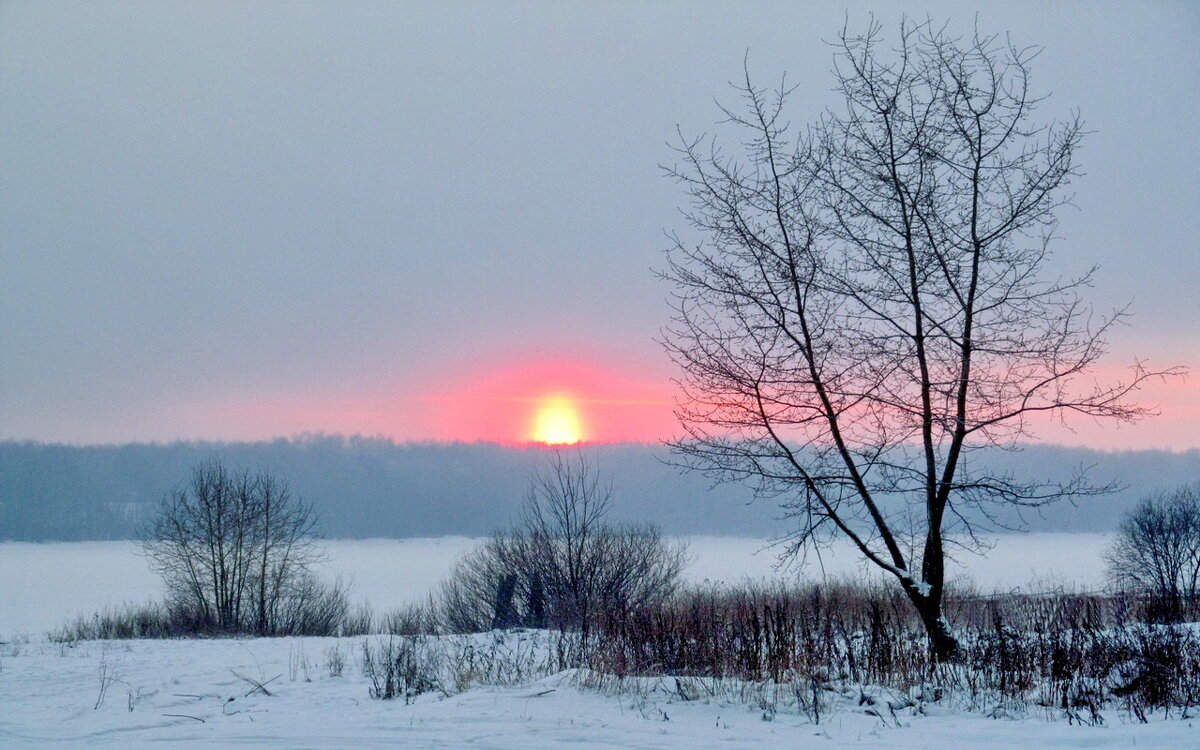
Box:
2;1;1197;445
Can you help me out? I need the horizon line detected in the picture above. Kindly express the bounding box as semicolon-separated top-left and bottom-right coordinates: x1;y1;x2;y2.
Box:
1;433;1198;456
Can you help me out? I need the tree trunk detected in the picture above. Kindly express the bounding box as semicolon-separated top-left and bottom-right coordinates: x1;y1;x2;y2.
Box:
912;593;959;662
491;573;519;630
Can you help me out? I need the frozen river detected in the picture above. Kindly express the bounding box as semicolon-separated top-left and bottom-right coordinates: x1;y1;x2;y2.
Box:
0;533;1111;638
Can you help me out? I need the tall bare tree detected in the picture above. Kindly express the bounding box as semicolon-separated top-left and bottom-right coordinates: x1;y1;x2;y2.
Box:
662;19;1177;659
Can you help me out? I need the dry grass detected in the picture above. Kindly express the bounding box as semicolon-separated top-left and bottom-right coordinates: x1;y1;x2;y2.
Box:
586;580;1200;718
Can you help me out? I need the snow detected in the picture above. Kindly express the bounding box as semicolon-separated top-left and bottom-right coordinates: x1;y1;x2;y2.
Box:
0;534;1113;639
0;635;1193;749
0;531;1189;749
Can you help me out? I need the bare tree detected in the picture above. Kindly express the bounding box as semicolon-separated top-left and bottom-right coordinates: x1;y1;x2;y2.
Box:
1106;483;1200;621
144;460;245;630
249;471;323;634
143;458;338;635
661;19;1177;659
439;451;689;650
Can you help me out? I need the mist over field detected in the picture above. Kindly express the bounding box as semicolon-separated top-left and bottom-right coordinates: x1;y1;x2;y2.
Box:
3;437;1197;541
0;533;1114;639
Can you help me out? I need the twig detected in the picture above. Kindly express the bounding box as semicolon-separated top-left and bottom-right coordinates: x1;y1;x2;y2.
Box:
230;669;282;697
163;713;205;723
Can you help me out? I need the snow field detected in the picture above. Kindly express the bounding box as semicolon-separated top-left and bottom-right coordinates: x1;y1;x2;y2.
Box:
1;534;1112;638
0;633;1194;749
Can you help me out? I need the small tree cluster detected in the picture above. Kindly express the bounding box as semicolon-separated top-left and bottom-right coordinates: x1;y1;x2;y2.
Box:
1106;483;1200;621
440;451;689;648
143;458;347;635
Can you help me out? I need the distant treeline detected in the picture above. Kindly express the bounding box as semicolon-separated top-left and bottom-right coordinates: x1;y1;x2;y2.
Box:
1;436;1197;541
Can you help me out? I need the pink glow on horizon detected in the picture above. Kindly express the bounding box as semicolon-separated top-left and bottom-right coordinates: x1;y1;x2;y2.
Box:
419;359;679;445
153;358;1196;451
170;359;680;445
1020;370;1198;452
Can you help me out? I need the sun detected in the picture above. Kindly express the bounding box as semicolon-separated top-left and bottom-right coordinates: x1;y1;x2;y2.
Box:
530;396;584;444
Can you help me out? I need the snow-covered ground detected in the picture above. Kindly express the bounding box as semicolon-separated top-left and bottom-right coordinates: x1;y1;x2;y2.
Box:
0;534;1111;638
0;634;1193;749
4;534;1196;749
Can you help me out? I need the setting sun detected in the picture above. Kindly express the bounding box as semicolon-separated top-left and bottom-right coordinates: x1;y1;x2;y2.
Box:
530;396;584;444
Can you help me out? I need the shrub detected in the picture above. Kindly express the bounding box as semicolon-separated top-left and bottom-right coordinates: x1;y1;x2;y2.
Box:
1106;483;1200;622
382;601;439;636
437;451;688;648
140;458;348;636
50;603;175;641
360;636;443;702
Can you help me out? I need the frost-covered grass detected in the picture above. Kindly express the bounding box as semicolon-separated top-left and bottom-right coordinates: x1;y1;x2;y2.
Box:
22;578;1200;746
588;581;1200;723
0;632;1195;748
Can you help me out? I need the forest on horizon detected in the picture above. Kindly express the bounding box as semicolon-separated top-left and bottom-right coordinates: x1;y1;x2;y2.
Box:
2;437;1197;542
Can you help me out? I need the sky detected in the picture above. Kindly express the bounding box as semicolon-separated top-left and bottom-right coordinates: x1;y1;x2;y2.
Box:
1;1;1197;450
